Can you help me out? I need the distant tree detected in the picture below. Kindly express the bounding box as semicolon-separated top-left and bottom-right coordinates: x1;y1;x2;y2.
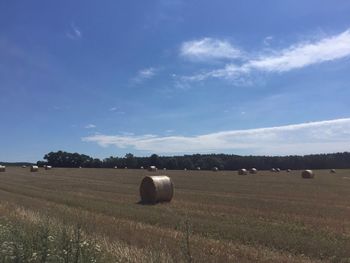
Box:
41;151;350;170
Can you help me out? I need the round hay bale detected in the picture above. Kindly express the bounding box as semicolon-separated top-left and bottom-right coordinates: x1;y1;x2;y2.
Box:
139;176;174;204
270;168;276;172
140;166;144;169
114;166;118;169
30;165;38;172
212;167;219;172
163;168;167;170
302;170;314;179
22;165;27;168
45;165;52;170
124;167;128;169
196;167;201;170
148;166;157;172
286;169;291;172
330;169;336;173
275;168;281;172
250;168;258;174
184;168;187;171
0;165;6;172
238;168;248;175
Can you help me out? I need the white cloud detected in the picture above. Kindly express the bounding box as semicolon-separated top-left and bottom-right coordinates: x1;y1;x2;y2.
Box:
180;38;242;61
263;36;274;46
133;67;157;83
66;23;82;40
82;118;350;155
184;29;350;81
249;30;350;72
85;124;96;129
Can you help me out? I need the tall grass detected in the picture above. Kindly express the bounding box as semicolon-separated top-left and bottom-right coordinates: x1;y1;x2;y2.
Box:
0;216;110;263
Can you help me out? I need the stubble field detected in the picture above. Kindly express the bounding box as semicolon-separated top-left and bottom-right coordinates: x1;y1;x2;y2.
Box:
0;167;350;262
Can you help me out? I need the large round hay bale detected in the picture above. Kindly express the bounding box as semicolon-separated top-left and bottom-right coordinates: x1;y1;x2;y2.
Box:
114;166;118;169
0;165;6;172
286;169;291;173
330;169;336;173
302;170;314;179
140;176;174;204
140;166;144;169
270;168;276;172
275;168;281;172
45;165;52;170
212;167;219;172
196;167;201;170
148;166;157;172
250;168;258;174
238;168;248;175
30;165;38;172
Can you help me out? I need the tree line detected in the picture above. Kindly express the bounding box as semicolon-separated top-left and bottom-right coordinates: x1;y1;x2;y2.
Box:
37;151;350;170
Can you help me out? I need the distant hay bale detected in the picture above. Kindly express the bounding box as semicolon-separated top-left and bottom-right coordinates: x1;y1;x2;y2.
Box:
184;168;187;171
196;167;201;170
30;165;38;172
330;169;336;173
139;175;174;204
22;165;27;168
79;166;82;169
124;167;128;169
45;165;52;170
250;168;258;174
0;165;6;172
114;166;118;169
238;168;248;175
140;166;144;169
163;168;167;170
271;168;276;172
275;168;281;172
287;169;291;172
212;167;219;172
148;166;157;172
302;170;314;179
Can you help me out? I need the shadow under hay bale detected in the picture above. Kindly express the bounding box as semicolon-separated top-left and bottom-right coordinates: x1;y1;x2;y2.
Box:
139;175;174;204
0;165;5;172
238;169;248;175
30;165;38;172
250;168;258;174
302;170;314;179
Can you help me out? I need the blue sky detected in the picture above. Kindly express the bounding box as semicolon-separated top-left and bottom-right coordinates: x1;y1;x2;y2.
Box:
1;0;350;162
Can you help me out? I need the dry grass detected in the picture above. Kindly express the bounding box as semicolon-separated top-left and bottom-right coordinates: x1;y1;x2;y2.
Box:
0;167;350;262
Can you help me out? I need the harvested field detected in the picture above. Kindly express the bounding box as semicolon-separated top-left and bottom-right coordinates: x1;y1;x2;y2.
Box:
0;167;350;262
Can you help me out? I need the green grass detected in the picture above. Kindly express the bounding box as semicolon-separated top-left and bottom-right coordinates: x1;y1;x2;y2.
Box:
0;167;350;262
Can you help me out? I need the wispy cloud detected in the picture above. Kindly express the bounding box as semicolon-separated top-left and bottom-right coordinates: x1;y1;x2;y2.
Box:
182;29;350;82
66;23;82;40
82;118;350;155
133;67;157;83
84;124;96;129
180;38;242;61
